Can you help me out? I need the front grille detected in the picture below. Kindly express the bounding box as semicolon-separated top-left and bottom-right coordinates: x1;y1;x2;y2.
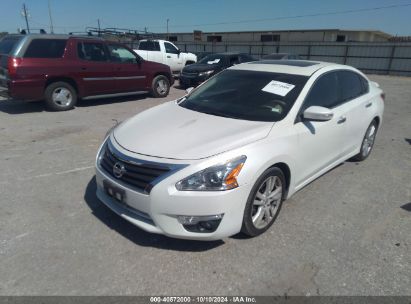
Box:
100;144;172;193
182;71;198;77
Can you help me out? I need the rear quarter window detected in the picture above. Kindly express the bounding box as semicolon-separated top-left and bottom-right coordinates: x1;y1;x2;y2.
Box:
338;71;364;102
23;39;67;58
0;36;23;54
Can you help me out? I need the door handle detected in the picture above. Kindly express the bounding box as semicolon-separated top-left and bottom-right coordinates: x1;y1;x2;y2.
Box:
365;102;372;108
81;67;87;71
337;116;347;124
167;55;171;58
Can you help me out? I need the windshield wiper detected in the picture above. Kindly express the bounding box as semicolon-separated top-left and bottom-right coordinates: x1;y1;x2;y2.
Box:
200;110;240;119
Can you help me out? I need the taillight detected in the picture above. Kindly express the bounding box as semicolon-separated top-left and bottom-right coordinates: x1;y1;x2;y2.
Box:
380;93;385;101
7;57;22;76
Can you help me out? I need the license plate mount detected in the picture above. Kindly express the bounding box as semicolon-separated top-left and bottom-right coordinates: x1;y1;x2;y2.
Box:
103;180;127;205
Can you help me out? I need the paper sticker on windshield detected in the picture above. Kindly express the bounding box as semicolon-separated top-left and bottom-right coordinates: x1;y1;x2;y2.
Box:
262;80;295;97
207;59;220;64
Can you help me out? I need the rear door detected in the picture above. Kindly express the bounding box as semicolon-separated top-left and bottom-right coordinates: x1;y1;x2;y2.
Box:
336;70;373;155
107;43;147;93
137;41;163;63
76;40;117;96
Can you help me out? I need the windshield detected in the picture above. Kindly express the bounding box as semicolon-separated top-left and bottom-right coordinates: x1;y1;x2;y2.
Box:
198;54;225;65
0;36;22;55
179;70;308;122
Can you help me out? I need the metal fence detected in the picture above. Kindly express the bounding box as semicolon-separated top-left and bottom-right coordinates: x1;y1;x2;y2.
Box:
175;41;411;76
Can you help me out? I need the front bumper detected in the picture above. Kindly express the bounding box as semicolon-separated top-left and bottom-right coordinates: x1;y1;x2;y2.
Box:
179;74;209;88
94;139;251;240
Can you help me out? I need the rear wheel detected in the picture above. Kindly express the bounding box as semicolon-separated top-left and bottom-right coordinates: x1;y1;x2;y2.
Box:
44;82;77;111
352;119;378;161
151;75;170;98
241;167;286;237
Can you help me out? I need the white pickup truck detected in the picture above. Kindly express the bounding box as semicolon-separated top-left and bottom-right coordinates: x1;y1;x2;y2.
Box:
134;39;197;75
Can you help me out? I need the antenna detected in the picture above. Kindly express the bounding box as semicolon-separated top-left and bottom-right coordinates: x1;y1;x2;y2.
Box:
48;0;54;33
21;3;30;33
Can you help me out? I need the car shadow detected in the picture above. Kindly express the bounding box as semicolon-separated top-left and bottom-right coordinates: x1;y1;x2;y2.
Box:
83;177;224;251
0;99;46;114
0;94;150;114
173;82;187;91
77;94;148;108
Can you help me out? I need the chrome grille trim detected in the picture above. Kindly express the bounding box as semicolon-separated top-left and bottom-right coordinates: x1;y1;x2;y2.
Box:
181;71;198;77
99;138;188;194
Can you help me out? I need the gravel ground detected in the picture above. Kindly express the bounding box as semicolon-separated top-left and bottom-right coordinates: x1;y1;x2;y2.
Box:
0;75;410;296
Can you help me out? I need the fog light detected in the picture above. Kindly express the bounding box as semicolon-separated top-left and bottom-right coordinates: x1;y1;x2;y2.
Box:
177;214;224;233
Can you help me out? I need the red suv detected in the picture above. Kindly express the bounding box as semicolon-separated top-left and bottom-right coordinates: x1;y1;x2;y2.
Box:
0;34;174;111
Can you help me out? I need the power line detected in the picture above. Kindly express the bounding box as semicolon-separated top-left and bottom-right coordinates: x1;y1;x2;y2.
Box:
147;3;411;29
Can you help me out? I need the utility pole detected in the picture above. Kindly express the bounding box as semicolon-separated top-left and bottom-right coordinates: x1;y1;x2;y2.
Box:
22;3;30;33
48;0;54;33
97;19;101;36
166;18;169;40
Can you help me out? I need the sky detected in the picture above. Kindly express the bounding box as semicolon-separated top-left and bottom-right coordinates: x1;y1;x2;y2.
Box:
1;0;411;36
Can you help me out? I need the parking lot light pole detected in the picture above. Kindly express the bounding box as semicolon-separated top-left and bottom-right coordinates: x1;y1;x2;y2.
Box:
167;18;169;40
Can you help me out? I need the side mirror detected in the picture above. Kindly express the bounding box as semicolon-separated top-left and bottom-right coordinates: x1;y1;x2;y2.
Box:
185;87;194;94
303;106;333;121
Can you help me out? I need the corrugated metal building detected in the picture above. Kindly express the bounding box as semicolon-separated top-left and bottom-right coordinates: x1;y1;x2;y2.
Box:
163;29;391;43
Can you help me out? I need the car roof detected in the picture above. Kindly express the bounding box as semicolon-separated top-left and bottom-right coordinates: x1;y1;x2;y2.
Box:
3;34;103;40
205;52;248;57
229;60;345;76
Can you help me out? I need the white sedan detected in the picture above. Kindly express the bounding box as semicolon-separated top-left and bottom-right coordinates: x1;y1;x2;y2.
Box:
95;60;384;240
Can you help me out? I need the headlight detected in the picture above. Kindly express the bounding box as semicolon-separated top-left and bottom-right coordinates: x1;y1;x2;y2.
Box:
198;70;214;77
176;156;246;191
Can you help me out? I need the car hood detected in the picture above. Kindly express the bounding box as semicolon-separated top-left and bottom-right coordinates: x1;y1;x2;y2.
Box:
113;101;273;160
183;63;221;73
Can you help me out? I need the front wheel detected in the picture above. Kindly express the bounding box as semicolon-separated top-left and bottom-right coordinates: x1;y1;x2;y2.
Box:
352;120;378;161
151;75;170;98
241;167;286;237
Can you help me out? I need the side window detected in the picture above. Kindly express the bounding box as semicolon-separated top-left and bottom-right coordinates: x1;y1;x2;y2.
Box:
230;56;239;65
359;75;370;94
164;42;179;54
24;39;67;58
239;54;252;63
338;71;364;102
108;44;137;63
77;42;108;62
153;42;161;51
303;72;340;110
138;41;149;50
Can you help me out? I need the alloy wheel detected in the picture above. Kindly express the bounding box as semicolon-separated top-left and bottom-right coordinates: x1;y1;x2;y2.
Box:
361;123;377;157
251;176;283;229
52;87;72;106
156;79;168;95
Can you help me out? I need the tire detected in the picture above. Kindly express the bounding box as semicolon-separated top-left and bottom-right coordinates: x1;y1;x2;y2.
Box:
44;81;77;111
241;167;286;237
151;75;170;98
351;119;379;161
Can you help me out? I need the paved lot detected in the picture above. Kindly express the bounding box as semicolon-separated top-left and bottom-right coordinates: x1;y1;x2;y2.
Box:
0;76;410;296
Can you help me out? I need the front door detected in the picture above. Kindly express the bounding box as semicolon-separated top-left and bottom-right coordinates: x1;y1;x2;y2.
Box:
107;44;147;93
164;42;183;72
294;71;347;187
